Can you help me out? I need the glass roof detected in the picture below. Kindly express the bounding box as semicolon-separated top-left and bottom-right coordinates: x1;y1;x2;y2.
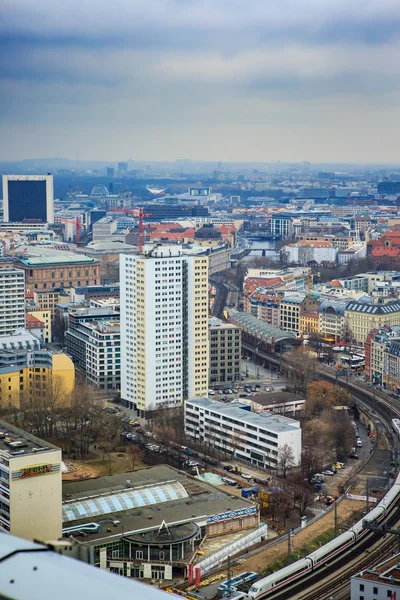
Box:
62;481;188;523
228;309;295;342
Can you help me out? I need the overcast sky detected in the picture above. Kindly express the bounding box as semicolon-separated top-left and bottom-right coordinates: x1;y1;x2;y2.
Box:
2;0;400;163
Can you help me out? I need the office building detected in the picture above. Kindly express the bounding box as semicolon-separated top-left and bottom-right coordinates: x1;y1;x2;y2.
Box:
90;209;107;230
279;296;304;335
209;318;241;385
2;175;54;223
318;300;348;342
268;216;293;238
185;398;302;469
345;300;400;344
0;419;62;540
351;553;400;600
66;316;120;390
121;245;209;415
0;268;25;336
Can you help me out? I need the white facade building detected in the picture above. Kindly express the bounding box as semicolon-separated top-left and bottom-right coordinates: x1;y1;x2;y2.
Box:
351;553;400;600
2;175;54;224
121;245;209;415
185;398;302;469
0;268;25;337
284;242;337;265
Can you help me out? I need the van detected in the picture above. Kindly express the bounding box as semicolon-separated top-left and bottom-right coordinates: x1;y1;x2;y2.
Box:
357;439;362;447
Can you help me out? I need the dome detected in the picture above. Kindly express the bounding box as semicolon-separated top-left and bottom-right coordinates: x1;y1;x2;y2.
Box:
90;184;109;197
194;224;222;240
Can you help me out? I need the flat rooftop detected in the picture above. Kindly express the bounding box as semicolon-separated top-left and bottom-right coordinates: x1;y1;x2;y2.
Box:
354;552;400;583
19;253;98;266
248;391;305;406
187;398;300;432
0;419;59;458
62;465;256;544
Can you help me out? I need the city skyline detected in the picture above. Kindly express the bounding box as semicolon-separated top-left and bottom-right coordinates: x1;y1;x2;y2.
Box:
2;0;400;163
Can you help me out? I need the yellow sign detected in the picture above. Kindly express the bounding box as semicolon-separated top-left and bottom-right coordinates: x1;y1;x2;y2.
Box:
12;463;60;479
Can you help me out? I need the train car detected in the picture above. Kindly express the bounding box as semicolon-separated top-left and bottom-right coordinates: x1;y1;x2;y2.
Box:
392;419;400;440
248;558;312;599
307;530;355;568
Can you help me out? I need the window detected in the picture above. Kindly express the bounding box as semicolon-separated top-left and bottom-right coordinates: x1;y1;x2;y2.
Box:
136;550;143;560
360;585;364;592
387;592;393;598
373;588;378;595
111;549;119;559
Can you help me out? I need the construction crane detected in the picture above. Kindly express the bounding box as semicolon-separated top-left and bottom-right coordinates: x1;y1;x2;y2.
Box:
56;217;81;243
109;207;152;253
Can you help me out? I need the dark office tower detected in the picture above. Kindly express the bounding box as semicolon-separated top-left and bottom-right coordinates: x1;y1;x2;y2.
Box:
90;209;107;230
118;162;128;172
106;167;115;178
2;175;54;223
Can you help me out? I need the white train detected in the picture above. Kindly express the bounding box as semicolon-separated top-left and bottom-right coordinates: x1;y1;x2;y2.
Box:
392;419;400;441
248;474;400;599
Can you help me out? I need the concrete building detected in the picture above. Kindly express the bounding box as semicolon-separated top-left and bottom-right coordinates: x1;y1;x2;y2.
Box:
62;465;260;581
345;300;400;344
351;553;400;600
284;241;337;265
209;317;241;385
185;398;301;469
268;216;293;238
66;317;120;390
92;217;119;243
279;296;304;335
0;268;25;336
0;419;62;540
121;245;209;415
2;175;54;224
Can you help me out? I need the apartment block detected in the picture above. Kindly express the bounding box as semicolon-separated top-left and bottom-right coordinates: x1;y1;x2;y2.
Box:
185;398;301;469
121;245;209;415
279;296;304;335
345;300;400;344
0;268;25;337
209;318;241;385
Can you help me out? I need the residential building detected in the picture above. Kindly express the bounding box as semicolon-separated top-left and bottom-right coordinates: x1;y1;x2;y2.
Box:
18;254;100;292
185;398;302;469
209;318;241;385
299;311;319;336
25;313;46;343
26;309;52;343
66;318;120;390
246;267;309;292
62;465;260;580
384;340;400;392
32;289;71;320
0;420;62;540
345;300;400;344
121;246;209;415
364;327;400;385
318;300;348;342
0;268;25;336
279;296;304;335
2;175;54;223
351;553;400;600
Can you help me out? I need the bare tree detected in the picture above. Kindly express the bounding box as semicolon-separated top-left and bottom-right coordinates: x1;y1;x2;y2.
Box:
278;444;296;478
98;413;123;474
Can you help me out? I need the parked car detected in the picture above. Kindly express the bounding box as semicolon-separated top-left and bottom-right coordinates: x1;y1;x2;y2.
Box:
208;389;216;396
357;439;363;447
223;465;234;472
187;460;199;467
241;473;252;479
253;477;270;486
129;420;140;427
322;469;335;476
349;452;359;459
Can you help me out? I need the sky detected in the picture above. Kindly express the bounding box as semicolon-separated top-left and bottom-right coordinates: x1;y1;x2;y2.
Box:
2;0;400;163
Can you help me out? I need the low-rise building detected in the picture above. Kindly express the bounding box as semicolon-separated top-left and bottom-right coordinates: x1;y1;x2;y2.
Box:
345;299;400;344
351;553;400;600
209;318;241;385
283;240;337;265
25;312;46;343
185;398;302;469
235;391;305;416
0;419;62;540
279;296;304;335
63;465;260;581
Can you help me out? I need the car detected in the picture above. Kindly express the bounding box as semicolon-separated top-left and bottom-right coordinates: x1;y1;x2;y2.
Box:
187;460;199;467
221;396;229;402
241;473;252;479
223;465;233;471
254;384;261;389
253;477;270;486
357;439;363;447
239;393;248;398
124;433;136;441
349;452;359;459
208;389;216;396
337;462;346;468
129;420;140;427
322;469;335;476
218;390;224;395
227;389;234;394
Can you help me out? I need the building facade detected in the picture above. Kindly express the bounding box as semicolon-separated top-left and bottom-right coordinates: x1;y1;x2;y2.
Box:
318;300;348;343
2;175;54;224
351;553;400;600
279;296;304;335
18;255;100;293
185;398;302;469
299;311;319;336
0;268;25;336
345;300;400;344
0;420;62;540
121;246;209;415
209;318;241;385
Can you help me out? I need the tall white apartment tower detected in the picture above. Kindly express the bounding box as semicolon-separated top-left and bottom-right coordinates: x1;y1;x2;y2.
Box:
121;245;209;415
0;268;25;336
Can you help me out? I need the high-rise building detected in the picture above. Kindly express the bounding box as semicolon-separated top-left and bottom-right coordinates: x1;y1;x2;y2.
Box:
209;317;241;385
118;162;128;172
0;419;62;540
0;268;25;336
2;175;54;223
121;245;209;415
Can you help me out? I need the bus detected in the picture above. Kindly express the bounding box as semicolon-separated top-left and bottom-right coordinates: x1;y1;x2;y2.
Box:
340;355;365;372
